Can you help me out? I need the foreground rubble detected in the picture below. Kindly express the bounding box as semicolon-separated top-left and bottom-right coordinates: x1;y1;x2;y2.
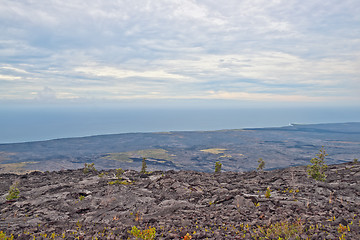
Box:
1;162;360;239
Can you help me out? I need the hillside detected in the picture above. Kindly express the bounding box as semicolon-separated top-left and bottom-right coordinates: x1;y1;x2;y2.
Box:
0;122;359;173
1;162;359;239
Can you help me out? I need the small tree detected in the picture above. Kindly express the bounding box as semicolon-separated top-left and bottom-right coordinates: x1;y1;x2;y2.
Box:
83;163;97;174
141;158;147;174
214;161;222;173
6;182;20;201
257;158;265;171
307;146;328;181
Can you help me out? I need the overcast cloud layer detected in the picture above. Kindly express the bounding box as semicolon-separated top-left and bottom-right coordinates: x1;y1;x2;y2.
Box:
1;0;359;106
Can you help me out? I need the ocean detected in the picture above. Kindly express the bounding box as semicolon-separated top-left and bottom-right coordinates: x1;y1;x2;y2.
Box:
1;106;359;144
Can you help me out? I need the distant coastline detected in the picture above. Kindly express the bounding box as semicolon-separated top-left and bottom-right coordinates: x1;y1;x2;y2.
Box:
1;106;360;144
2;121;360;145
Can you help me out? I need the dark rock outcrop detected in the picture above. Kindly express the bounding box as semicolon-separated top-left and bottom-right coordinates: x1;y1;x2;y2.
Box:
1;162;359;239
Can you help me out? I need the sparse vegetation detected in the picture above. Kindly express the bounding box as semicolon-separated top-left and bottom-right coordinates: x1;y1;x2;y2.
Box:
307;146;328;181
1;159;359;239
0;231;14;240
107;168;132;185
183;233;192;240
98;172;108;177
130;226;156;240
83;163;97;174
6;182;20;201
265;187;271;198
108;180;132;185
252;219;306;239
353;158;358;163
3;217;359;240
214;161;222;173
115;168;124;178
257;158;265;171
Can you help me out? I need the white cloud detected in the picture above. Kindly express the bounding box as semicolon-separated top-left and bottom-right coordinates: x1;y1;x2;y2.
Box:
0;66;29;74
74;66;190;81
155;51;359;86
0;74;21;80
0;0;359;105
205;90;325;102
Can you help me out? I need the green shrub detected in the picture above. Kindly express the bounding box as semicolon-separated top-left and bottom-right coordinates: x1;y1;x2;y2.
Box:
108;180;132;185
307;146;328;181
257;158;265;171
6;182;20;201
214;161;222;173
108;168;132;185
83;163;97;174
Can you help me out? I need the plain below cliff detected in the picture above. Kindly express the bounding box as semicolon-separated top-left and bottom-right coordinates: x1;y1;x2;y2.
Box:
0;122;359;174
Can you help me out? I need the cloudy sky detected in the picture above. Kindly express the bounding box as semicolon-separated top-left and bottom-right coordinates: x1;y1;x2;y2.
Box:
1;0;359;107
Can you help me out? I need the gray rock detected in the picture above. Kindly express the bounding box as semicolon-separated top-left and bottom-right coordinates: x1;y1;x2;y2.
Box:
0;163;359;239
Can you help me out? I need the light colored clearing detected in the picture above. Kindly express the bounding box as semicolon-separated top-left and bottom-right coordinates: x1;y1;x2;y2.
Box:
101;153;134;163
102;149;174;162
200;148;227;154
230;153;244;157
221;153;244;158
134;149;174;161
0;162;37;174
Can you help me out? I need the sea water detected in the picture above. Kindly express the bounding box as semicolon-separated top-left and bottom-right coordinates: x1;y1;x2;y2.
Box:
0;106;359;144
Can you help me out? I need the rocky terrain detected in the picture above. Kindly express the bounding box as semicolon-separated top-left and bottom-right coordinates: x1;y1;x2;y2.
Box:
1;161;360;239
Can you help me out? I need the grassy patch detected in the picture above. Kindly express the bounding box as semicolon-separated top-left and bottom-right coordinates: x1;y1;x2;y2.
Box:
102;149;174;162
200;148;239;159
134;149;174;161
101;153;134;162
0;162;37;174
200;148;227;154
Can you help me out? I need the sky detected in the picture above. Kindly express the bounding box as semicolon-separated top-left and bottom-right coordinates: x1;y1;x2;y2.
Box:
1;0;360;108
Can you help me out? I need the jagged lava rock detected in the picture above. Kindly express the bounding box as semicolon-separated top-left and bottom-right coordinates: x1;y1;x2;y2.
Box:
0;162;359;239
